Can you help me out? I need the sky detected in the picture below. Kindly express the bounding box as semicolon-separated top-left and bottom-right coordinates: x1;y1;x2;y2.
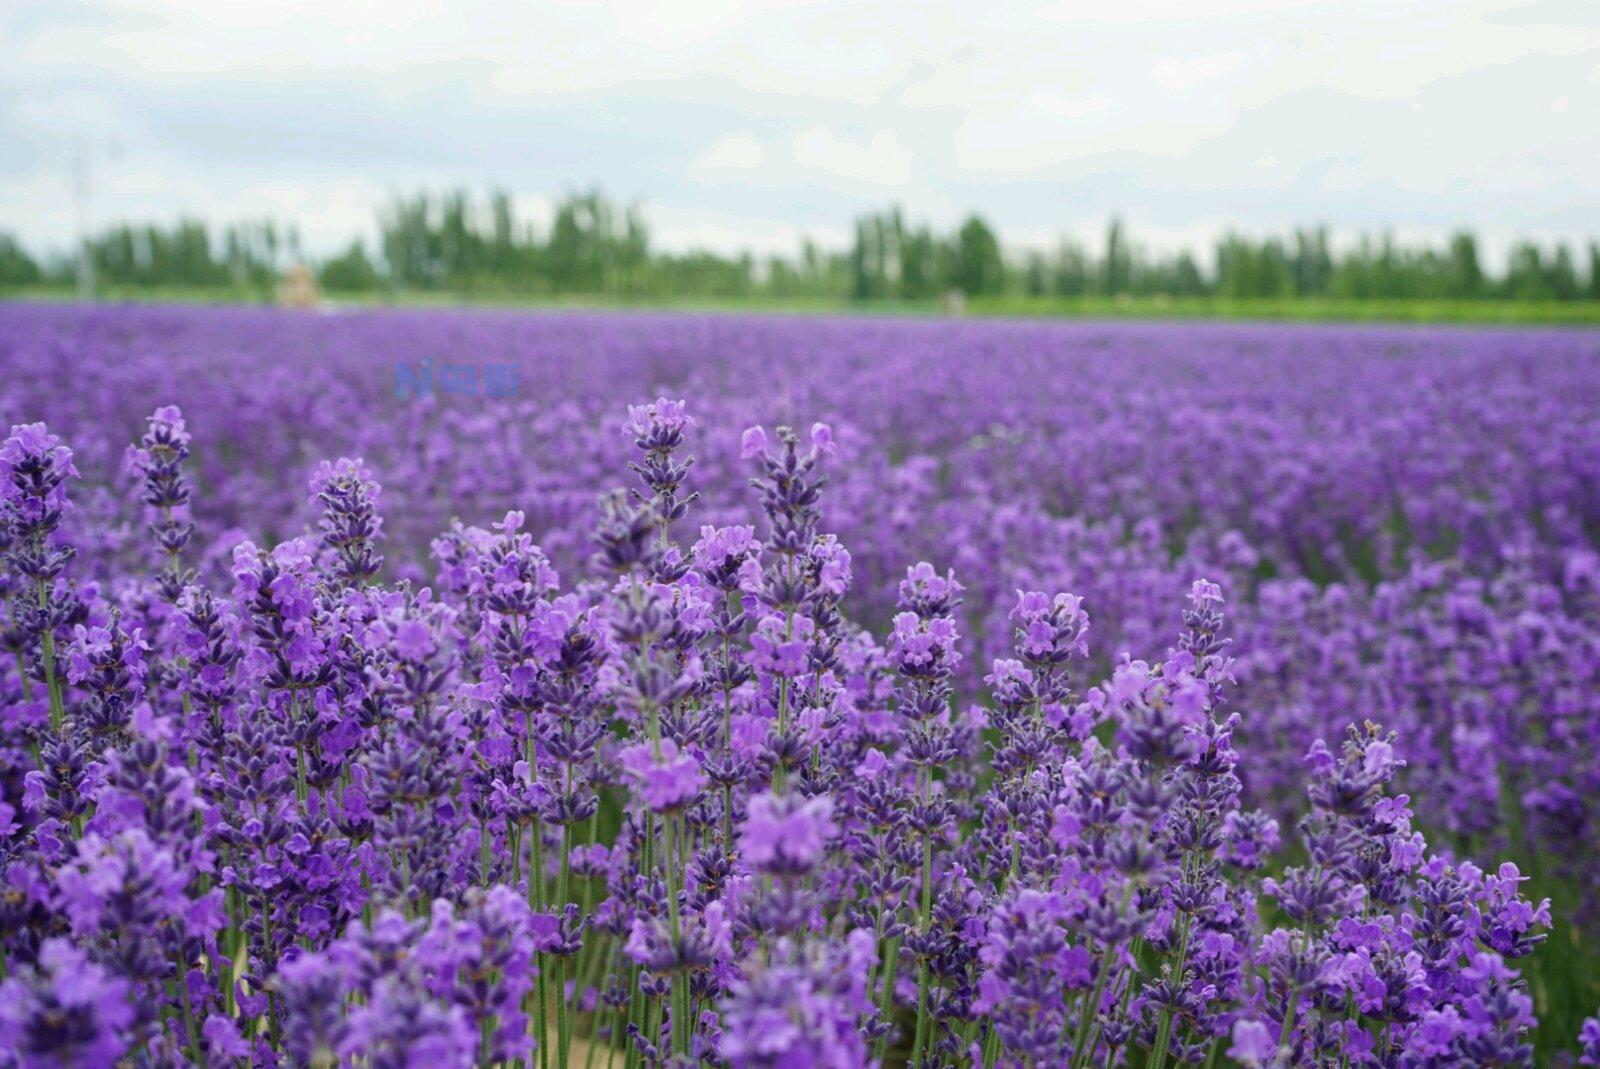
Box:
3;0;1599;265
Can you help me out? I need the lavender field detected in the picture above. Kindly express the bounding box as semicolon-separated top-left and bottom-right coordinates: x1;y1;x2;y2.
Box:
3;302;1600;1067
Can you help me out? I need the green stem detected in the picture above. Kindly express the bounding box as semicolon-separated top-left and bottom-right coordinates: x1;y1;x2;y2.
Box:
982;1024;1001;1068
772;559;795;793
1069;942;1118;1068
175;974;204;1065
480;1006;497;1066
623;964;646;1069
1146;915;1192;1069
531;821;549;1069
13;650;32;703
294;737;308;810
871;934;903;1065
584;940;621;1069
558;825;573;1069
260;898;281;1044
1277;988;1301;1057
555;956;570;1069
910;816;934;1068
38;579;65;734
665;814;689;1058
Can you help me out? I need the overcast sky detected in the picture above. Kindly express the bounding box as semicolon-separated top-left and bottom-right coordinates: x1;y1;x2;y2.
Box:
4;0;1599;263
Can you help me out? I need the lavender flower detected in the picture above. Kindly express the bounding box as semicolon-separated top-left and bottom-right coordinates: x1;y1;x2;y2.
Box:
126;405;195;599
311;456;384;585
0;351;1590;1067
739;791;836;876
0;938;135;1068
717;930;876;1069
620;737;706;813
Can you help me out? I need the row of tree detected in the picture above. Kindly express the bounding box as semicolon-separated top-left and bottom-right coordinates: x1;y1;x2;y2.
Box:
0;220;306;292
4;188;1600;303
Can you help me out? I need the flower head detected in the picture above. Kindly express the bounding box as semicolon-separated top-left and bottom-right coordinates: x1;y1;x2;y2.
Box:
620;738;705;812
0;939;134;1069
740;792;836;876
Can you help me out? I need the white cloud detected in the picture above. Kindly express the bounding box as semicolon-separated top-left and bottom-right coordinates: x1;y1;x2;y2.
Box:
3;0;1600;261
692;133;768;175
648;203;848;256
1037;0;1338;22
1154;50;1245;90
1031;91;1113;119
601;0;810;51
791;127;914;186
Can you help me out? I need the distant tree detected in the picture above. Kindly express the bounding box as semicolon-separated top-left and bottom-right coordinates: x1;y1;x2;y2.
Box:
848;208;920;300
1169;252;1206;297
617;204;650;297
380;194;441;288
1023;252;1048;297
1102;217;1131;296
849;219;874;300
1446;232;1484;298
488;189;517;276
1549;245;1579;301
9;189;1599;307
546;198;584;293
1292;228;1333;296
81;218;230;288
899;225;937;300
1051;239;1091;297
1215;234;1254;299
1258;238;1292;297
1503;243;1550;300
320;240;382;292
951;215;1003;296
0;232;42;288
876;214;902;296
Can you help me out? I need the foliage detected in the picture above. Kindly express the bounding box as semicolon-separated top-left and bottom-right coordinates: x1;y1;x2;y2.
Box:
5;190;1600;308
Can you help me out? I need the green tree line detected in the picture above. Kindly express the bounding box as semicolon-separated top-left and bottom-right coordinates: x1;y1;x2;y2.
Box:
0;219;305;292
3;188;1599;304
